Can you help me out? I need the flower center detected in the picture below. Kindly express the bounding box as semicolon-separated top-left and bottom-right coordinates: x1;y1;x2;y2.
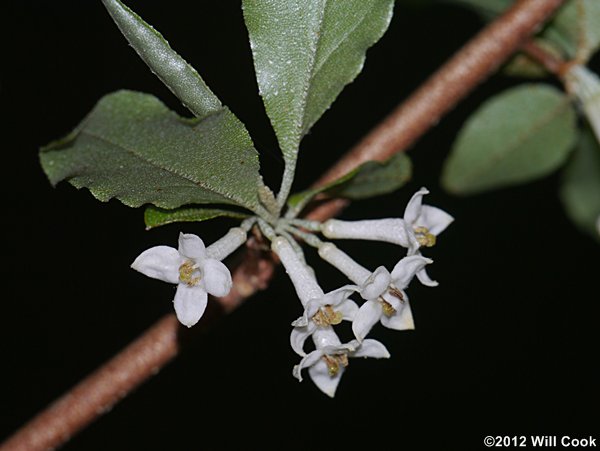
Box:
179;260;201;287
379;297;396;317
323;354;349;377
312;305;343;327
414;226;436;247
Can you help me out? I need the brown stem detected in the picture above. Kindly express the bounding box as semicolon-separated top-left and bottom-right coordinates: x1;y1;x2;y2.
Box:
0;0;566;449
521;40;571;77
521;41;563;75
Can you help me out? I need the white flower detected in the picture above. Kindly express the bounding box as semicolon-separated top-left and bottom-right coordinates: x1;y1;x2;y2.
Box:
271;237;359;355
401;187;454;253
321;187;452;285
319;243;431;341
322;187;453;252
289;285;359;355
293;327;390;398
131;233;233;327
354;256;431;341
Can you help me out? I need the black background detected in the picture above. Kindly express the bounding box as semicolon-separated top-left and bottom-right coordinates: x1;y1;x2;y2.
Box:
2;1;598;450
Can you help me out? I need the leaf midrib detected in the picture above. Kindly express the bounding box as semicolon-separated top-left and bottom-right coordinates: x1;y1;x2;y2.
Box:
283;0;326;161
460;96;571;188
299;1;376;134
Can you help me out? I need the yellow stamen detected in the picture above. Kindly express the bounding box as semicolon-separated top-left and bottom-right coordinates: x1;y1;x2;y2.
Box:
179;260;201;286
312;305;343;327
323;354;349;377
379;297;397;317
414;226;436;247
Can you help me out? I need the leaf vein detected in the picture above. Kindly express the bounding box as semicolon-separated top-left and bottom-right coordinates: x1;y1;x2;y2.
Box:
462;97;571;186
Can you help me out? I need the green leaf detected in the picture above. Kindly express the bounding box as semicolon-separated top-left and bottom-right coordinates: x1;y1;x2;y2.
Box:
288;153;411;214
329;153;412;200
542;0;600;62
441;84;577;195
287;168;358;211
101;0;222;119
144;205;249;230
40;90;262;212
243;0;394;162
560;125;600;242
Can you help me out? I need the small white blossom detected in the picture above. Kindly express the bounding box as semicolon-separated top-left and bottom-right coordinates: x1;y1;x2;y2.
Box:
272;237;358;355
322;188;453;252
402;187;454;254
290;285;359;355
293;327;390;397
319;243;431;340
321;187;452;285
272;237;386;397
354;255;431;341
131;233;233;328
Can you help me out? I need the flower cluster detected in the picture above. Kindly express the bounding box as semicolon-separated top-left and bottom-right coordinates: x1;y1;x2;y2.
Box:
130;188;452;396
275;187;453;396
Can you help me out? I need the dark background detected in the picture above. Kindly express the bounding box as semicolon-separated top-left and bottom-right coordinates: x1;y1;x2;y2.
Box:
2;1;598;449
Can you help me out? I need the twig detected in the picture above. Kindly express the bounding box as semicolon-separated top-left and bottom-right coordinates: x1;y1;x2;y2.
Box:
521;40;565;75
521;40;571;77
0;0;566;449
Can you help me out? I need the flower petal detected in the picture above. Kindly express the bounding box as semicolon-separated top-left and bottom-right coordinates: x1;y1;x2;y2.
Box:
290;323;317;356
404;221;422;255
201;258;232;297
382;289;405;311
173;284;208;328
322;285;359;306
416;267;439;287
390;255;432;288
418;205;454;236
351;339;391;359
338;299;359;321
304;299;321;322
380;299;415;330
292;349;324;381
308;359;344;398
291;315;308;328
403;187;429;224
360;266;391;300
352;301;383;342
178;233;206;259
131;246;182;284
